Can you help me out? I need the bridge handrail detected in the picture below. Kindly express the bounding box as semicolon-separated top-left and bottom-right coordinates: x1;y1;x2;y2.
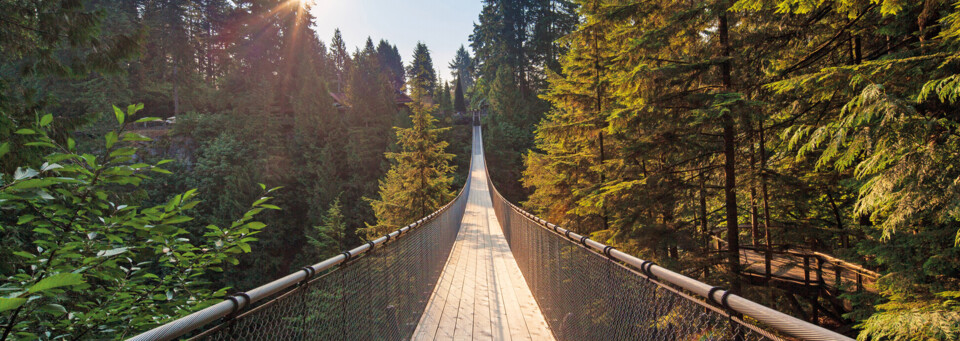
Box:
477;136;851;340
129;174;472;341
710;231;880;280
489;196;852;340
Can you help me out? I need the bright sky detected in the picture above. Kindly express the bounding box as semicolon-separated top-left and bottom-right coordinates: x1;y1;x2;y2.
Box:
309;0;483;83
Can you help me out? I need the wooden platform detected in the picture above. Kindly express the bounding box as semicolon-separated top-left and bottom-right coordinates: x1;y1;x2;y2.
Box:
412;130;554;341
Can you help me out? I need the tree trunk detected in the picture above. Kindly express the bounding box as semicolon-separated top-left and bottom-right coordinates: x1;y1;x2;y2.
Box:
759;118;773;285
173;63;180;116
748;115;759;246
826;190;848;249
700;172;711;278
718;4;741;294
593;15;609;231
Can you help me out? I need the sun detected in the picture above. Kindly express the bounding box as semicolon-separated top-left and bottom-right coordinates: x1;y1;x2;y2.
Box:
294;0;315;8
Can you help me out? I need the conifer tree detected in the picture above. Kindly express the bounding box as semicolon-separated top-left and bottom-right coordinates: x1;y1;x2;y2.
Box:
365;102;455;239
523;0;616;233
330;28;351;92
0;0;143;173
438;81;454;118
343;39;400;232
408;42;437;102
454;76;467;114
449;45;474;90
376;39;405;87
307;196;346;258
469;0;577;200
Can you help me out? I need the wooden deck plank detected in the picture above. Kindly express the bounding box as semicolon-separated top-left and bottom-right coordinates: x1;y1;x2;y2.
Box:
413;130;554;341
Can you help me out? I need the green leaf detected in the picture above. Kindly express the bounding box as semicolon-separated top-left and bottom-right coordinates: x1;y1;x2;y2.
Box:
14;167;39;180
17;215;35;225
23;142;56;148
32;228;54;236
67;138;75;151
28;273;84;293
122;132;152;142
0;142;9;159
38;303;67;316
245;222;266;230
105;132;118;149
134;117;162;123
260;204;281;210
0;298;27;313
8;179;58;191
162;216;194;225
41;162;62;172
39;114;53;127
113;105;125;125
13;251;35;259
15;129;35;135
97;247;129;258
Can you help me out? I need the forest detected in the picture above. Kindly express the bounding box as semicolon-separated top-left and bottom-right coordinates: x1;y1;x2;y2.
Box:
1;0;960;340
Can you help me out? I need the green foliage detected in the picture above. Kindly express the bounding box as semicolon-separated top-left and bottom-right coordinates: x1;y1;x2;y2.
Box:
0;106;277;339
408;42;437;101
470;0;578;202
365;102;455;239
438;81;454;118
454;76;468;114
0;0;143;174
449;45;475;90
306;196;347;260
377;39;406;87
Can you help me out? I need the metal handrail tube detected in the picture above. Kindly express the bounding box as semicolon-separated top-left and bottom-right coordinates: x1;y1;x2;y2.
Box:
494;198;853;341
129;183;469;341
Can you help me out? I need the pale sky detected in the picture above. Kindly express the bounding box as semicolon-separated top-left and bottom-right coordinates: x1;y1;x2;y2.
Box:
309;0;483;83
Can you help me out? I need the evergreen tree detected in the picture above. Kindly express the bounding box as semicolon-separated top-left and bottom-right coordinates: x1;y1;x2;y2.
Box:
330;28;351;92
438;81;454;117
468;0;577;201
407;42;437;102
454;76;467;114
306;196;347;259
449;45;474;90
365;102;455;239
376;39;405;87
0;0;143;173
523;0;616;235
343;38;401;236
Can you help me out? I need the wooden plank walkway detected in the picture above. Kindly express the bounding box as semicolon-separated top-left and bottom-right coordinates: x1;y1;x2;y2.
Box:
413;128;554;341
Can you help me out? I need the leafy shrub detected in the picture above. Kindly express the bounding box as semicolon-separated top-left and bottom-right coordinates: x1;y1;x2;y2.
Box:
0;105;278;339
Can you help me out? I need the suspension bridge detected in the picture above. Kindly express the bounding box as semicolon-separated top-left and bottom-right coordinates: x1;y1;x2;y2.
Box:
130;126;853;341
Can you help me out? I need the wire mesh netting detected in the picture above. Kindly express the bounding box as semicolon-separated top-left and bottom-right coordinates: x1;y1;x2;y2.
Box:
486;181;780;341
189;182;470;341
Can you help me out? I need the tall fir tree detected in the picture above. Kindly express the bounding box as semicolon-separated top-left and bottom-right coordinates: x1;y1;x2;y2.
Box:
376;39;405;87
454;76;467;114
330;28;351;92
408;42;437;102
365;102;455;239
449;45;474;90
